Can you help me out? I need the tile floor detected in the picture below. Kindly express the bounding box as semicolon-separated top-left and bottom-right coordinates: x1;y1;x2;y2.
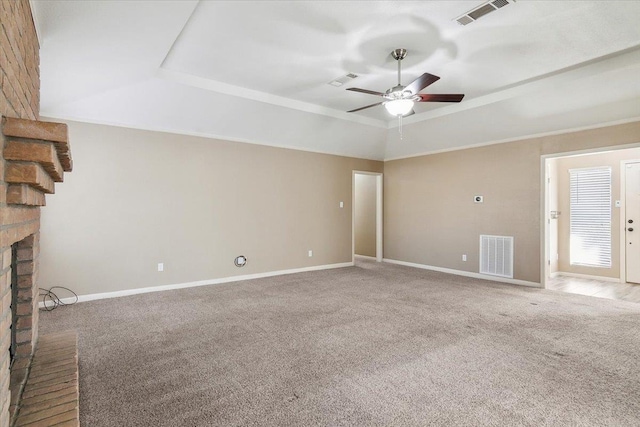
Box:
547;275;640;303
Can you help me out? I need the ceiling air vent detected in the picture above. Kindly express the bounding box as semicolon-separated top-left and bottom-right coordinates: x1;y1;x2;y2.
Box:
468;4;496;20
491;0;510;8
454;0;516;26
328;73;358;87
456;15;474;26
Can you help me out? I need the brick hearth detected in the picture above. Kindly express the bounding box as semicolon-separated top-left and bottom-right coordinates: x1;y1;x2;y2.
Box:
14;332;79;426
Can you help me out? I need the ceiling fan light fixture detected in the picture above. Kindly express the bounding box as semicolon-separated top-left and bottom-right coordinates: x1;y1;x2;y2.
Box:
384;99;414;116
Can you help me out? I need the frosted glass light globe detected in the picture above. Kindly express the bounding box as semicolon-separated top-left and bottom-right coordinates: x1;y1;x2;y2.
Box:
384;99;414;116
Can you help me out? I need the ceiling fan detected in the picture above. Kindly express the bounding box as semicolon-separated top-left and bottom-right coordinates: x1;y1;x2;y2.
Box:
346;48;465;118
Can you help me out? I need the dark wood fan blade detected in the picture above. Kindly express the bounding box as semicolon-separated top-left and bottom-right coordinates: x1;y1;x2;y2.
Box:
417;94;465;103
346;87;385;97
405;73;440;95
347;102;383;113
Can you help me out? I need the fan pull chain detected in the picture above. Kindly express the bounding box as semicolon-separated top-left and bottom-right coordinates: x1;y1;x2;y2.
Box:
398;115;403;140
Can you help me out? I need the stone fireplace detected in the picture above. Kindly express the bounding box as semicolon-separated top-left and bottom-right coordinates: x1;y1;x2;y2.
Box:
0;117;73;424
1;1;74;425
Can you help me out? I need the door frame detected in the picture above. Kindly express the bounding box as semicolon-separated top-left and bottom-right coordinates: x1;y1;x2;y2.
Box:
540;143;640;289
352;171;383;263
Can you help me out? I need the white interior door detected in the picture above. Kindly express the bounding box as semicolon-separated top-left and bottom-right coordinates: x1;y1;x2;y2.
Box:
625;163;640;283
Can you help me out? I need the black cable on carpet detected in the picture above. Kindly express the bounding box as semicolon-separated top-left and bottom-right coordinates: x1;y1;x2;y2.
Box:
39;286;78;311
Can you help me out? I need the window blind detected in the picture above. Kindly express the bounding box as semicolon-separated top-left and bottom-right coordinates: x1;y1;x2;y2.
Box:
569;166;612;268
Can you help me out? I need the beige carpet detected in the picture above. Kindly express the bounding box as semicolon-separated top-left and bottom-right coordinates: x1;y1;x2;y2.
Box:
39;260;640;426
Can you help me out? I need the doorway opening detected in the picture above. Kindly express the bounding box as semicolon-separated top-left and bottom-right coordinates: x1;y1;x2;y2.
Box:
353;171;383;262
542;145;640;299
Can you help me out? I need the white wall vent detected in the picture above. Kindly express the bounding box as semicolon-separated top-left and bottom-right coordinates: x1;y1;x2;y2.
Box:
454;0;516;26
479;235;514;278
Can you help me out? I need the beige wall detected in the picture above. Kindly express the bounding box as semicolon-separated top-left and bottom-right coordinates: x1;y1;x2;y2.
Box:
39;119;640;294
384;121;640;284
354;174;377;257
39;120;382;296
555;147;640;279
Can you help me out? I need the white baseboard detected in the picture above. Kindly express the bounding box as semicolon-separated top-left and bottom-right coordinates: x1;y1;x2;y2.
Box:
39;262;354;307
554;271;621;283
549;271;560;279
383;258;541;288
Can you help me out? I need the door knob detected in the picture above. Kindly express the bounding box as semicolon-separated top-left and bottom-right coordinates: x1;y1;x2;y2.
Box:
629;228;634;232
629;219;634;224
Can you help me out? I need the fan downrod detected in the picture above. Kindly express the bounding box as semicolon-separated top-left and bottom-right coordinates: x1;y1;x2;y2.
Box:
391;48;408;87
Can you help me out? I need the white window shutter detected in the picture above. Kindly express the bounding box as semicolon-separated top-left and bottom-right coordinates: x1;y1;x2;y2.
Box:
569;167;612;268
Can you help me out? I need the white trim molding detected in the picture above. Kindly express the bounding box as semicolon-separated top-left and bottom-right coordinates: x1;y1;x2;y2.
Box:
39;114;385;162
40;262;354;307
157;68;386;129
392;47;640;129
386;117;640;162
383;258;541;288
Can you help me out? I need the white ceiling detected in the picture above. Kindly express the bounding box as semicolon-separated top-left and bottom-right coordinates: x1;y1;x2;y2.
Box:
32;1;640;161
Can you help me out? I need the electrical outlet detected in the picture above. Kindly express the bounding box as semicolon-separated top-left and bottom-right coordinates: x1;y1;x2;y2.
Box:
462;254;467;262
339;201;344;208
157;263;164;272
308;250;313;257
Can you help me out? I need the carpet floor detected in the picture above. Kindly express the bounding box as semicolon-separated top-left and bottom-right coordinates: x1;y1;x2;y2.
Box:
39;260;640;426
